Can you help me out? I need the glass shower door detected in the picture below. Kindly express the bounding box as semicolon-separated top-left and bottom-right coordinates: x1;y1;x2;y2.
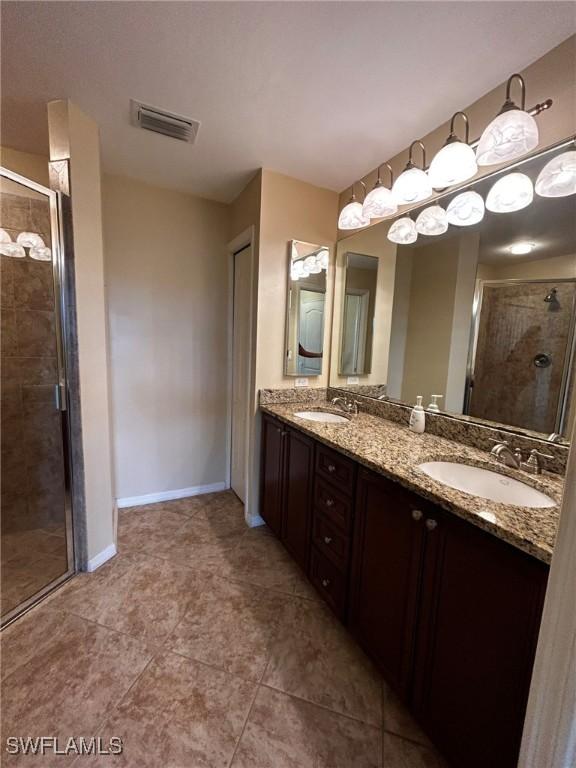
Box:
0;169;74;626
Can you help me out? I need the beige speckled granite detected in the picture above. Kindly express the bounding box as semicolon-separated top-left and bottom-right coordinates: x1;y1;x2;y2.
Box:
261;403;564;564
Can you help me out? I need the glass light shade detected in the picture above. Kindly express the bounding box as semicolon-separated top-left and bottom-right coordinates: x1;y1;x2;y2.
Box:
476;109;539;166
0;228;12;243
16;232;44;248
428;141;478;188
338;201;369;230
387;217;417;245
535;151;576;198
0;243;26;258
318;249;330;270
304;255;317;271
292;260;305;278
362;185;398;219
446;191;485;227
29;246;52;262
415;205;448;236
486;172;534;213
392;167;432;205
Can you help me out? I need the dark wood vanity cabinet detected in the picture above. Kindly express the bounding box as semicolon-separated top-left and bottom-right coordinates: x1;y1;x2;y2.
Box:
260;416;549;768
260;414;314;570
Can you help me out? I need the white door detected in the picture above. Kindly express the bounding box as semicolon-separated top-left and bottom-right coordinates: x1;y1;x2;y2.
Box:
298;289;325;375
231;245;251;502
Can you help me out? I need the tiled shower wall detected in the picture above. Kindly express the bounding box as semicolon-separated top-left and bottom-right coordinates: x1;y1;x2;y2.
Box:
1;192;66;533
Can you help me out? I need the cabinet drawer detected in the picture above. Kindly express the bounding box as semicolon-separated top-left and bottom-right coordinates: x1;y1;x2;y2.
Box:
316;445;356;496
312;513;350;570
314;478;353;533
309;546;347;619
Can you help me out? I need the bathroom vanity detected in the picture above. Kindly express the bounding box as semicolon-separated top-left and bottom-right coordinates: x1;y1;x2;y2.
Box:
259;403;561;768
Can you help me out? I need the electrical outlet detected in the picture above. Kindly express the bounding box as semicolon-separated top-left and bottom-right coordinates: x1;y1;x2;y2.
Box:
347;376;360;385
295;378;309;388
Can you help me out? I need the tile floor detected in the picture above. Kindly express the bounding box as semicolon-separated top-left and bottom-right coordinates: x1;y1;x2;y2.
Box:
0;491;447;767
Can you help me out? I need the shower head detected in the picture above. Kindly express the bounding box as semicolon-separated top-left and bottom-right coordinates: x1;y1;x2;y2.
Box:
544;288;561;311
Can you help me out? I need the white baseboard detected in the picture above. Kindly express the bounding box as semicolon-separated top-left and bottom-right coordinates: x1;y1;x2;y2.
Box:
246;514;265;528
116;481;228;509
86;543;117;572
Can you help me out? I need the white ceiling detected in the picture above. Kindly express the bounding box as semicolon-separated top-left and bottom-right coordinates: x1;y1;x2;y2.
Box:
2;2;575;202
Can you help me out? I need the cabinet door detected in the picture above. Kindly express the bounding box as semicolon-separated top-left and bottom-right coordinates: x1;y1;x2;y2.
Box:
414;510;548;768
349;469;426;698
260;415;285;537
282;427;314;570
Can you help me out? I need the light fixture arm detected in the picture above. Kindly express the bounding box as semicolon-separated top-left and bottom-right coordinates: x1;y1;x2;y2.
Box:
376;162;394;187
503;73;526;112
408;140;427;170
448;111;470;144
352;179;367;200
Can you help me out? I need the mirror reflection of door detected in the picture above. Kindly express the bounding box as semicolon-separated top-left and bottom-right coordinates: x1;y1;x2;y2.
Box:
298;287;325;375
341;290;369;374
469;280;576;434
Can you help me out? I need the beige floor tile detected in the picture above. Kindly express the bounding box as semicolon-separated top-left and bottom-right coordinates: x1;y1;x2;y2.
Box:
264;596;382;726
116;506;191;555
231;686;382;768
80;650;256;767
0;609;153;767
382;681;431;746
225;528;312;596
48;551;196;643
168;574;288;681
382;732;448;768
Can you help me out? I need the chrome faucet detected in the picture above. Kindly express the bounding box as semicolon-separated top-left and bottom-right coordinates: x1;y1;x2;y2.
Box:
331;396;359;415
489;440;553;475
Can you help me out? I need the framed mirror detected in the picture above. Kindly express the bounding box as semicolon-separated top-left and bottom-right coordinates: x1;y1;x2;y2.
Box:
330;138;576;443
285;240;330;376
340;253;378;375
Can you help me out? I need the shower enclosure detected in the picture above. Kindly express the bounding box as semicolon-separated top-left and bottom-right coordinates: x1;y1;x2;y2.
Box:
0;167;74;627
467;279;576;436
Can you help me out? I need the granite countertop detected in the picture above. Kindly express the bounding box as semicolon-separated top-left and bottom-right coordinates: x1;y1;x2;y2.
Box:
261;402;564;564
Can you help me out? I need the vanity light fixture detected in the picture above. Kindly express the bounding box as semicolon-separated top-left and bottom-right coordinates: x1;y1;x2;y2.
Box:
428;112;478;189
0;243;26;258
29;246;52;262
392;141;432;205
476;74;539;166
16;232;45;248
387;217;418;245
535;150;576;198
338;181;369;230
415;205;449;236
317;248;330;270
362;163;398;220
486;172;534;213
508;241;535;256
446;191;485;227
0;228;12;243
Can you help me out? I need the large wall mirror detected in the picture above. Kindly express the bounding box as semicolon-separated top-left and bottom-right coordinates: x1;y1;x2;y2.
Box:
285;240;330;376
330;140;576;443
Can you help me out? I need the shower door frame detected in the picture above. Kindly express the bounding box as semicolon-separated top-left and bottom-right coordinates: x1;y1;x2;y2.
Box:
464;277;576;437
0;166;76;628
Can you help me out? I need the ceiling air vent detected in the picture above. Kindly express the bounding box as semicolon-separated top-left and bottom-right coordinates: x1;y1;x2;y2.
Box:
130;100;200;143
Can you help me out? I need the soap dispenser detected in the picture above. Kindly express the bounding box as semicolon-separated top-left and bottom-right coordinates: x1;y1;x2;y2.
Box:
409;396;426;433
427;395;443;412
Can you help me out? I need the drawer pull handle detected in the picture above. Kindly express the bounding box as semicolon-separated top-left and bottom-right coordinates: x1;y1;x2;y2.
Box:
325;498;334;508
321;578;330;588
426;518;438;531
327;464;336;473
324;536;333;545
412;509;423;521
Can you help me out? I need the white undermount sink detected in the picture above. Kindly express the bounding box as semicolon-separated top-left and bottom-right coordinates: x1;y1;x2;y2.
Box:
294;410;350;424
418;461;556;508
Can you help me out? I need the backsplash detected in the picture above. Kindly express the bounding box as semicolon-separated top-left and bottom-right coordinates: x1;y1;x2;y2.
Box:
259;387;328;405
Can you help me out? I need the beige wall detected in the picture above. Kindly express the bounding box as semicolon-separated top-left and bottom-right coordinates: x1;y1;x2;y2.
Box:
103;173;230;501
47;100;115;566
331;224;397;388
477;252;576;282
338;36;576;233
258;170;338;390
0;146;49;186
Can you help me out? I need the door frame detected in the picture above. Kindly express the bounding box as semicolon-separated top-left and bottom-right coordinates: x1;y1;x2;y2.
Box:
340;287;370;375
464;277;576;435
0;166;76;628
226;226;258;522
